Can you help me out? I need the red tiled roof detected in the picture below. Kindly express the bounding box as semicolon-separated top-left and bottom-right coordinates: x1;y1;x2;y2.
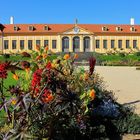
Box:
1;24;140;34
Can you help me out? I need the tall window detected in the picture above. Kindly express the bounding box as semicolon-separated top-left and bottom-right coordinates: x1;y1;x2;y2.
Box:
126;40;130;48
44;40;49;47
133;40;137;48
20;40;24;50
4;40;9;49
103;40;107;49
73;36;80;51
12;40;16;49
52;40;57;49
111;40;115;48
84;36;90;51
118;40;122;48
28;40;32;50
96;40;100;48
62;37;69;52
36;40;41;46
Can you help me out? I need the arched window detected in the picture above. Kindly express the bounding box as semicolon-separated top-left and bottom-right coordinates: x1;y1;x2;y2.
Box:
62;37;69;52
84;36;90;52
73;36;80;52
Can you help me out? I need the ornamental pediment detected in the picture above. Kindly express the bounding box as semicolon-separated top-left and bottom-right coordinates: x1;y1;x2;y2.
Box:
62;26;93;35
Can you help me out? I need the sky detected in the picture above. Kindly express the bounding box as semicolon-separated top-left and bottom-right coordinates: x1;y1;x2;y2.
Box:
0;0;140;24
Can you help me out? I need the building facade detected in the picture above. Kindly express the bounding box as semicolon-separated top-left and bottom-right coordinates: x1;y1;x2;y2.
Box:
0;23;140;54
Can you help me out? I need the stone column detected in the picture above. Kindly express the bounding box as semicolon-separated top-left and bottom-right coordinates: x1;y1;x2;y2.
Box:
122;37;125;51
69;36;73;52
17;36;20;53
25;36;28;52
137;36;139;51
32;36;35;51
58;35;62;52
80;35;84;52
0;35;2;52
49;36;51;50
41;36;43;47
9;36;12;53
90;35;94;52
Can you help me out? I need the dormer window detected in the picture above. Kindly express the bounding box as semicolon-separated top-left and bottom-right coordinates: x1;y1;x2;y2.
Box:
28;26;34;31
102;26;108;31
14;26;19;31
44;25;49;30
130;26;136;32
116;26;122;31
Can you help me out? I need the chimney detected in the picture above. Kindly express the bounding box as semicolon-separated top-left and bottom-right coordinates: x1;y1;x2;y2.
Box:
10;16;14;24
130;18;134;25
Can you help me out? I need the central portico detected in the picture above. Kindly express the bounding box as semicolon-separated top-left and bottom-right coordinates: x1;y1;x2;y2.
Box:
59;25;95;52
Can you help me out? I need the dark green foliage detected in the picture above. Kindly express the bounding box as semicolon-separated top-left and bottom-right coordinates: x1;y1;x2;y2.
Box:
135;51;140;56
136;67;140;70
113;112;140;134
119;53;125;57
3;54;10;59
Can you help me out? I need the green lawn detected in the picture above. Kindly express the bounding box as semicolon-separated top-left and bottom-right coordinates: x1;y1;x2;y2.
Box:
1;53;140;67
98;54;140;61
94;53;140;66
0;54;57;62
4;71;19;88
0;55;30;62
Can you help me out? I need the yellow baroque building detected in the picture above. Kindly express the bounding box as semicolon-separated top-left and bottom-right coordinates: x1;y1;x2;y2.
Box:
0;23;140;54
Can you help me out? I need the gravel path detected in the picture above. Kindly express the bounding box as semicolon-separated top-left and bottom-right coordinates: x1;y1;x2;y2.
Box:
94;66;140;115
122;134;140;140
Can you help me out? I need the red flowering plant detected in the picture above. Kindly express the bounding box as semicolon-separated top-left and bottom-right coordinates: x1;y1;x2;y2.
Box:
0;46;139;139
0;63;8;79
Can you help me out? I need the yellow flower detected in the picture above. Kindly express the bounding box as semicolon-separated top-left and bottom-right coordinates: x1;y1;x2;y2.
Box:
35;55;42;61
84;73;89;80
63;69;70;75
11;99;17;105
79;75;83;81
89;89;96;100
63;54;70;60
13;74;19;80
42;53;47;59
74;54;78;59
51;63;58;69
25;68;30;73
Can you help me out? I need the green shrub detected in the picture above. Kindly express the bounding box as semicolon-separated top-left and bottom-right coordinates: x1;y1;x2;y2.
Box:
119;53;125;57
135;51;140;56
3;54;10;59
114;112;140;134
136;67;140;70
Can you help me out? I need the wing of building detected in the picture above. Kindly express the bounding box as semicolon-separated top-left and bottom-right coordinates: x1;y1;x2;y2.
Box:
0;23;140;53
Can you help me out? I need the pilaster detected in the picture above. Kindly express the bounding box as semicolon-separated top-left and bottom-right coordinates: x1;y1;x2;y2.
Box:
80;35;84;52
69;36;73;52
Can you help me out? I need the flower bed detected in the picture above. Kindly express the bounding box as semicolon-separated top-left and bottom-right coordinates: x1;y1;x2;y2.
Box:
0;46;140;139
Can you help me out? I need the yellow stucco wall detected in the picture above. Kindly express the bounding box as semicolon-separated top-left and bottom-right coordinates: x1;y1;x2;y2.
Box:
2;35;60;53
1;33;140;54
95;35;140;53
0;37;2;52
